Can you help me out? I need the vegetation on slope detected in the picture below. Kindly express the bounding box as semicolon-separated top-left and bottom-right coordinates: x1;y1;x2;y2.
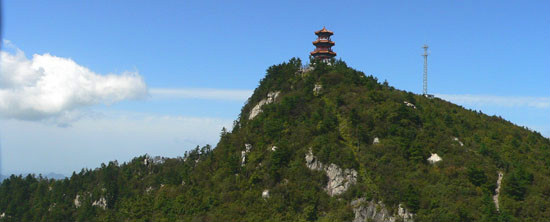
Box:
1;58;549;222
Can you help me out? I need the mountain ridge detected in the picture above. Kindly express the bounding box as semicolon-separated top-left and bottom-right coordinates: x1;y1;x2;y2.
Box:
0;58;549;222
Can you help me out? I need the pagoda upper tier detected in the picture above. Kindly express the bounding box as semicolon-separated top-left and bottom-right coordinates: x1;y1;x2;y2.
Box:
310;27;336;61
315;27;334;35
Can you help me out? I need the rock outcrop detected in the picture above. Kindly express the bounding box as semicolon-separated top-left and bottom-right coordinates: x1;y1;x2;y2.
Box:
241;144;252;166
427;153;442;164
305;148;357;196
453;137;464;147
262;189;270;199
249;91;280;120
74;194;82;208
313;84;322;96
493;171;504;211
75;193;107;209
144;155;166;166
351;198;414;222
403;101;416;109
373;137;380;145
296;65;314;75
92;197;107;210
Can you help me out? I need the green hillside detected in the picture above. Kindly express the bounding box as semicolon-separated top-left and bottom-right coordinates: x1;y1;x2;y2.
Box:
1;58;549;222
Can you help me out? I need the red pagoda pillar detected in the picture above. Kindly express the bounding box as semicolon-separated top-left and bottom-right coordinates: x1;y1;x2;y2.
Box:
310;27;336;62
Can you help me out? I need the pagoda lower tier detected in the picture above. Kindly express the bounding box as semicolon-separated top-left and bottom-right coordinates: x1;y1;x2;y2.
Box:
310;50;336;58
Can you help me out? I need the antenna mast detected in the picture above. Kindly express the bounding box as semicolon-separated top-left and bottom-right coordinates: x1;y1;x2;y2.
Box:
422;44;429;95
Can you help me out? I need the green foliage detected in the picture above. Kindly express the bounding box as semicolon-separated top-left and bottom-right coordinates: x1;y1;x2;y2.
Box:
503;167;533;201
403;184;420;213
1;58;550;221
467;167;488;187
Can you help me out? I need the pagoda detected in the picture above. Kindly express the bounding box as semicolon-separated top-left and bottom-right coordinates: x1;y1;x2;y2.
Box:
310;27;336;62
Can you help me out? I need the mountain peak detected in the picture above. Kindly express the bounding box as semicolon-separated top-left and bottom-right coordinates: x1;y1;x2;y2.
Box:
1;58;549;221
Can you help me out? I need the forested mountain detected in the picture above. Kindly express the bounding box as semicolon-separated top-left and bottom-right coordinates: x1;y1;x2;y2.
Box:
1;58;549;222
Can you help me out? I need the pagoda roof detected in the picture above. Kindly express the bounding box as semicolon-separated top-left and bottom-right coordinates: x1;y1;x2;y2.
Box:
315;27;334;35
310;50;337;56
312;39;335;45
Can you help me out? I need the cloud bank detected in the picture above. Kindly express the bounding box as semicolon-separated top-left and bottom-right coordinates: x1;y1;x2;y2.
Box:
0;42;147;121
436;94;550;109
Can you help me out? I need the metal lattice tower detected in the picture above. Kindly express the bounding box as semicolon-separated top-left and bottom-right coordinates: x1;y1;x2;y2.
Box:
422;44;429;95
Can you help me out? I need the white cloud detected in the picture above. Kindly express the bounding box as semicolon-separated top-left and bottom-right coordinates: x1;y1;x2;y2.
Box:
149;88;253;101
435;94;550;109
0;41;147;122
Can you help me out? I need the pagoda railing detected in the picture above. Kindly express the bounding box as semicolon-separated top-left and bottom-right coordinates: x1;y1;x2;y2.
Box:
314;48;333;52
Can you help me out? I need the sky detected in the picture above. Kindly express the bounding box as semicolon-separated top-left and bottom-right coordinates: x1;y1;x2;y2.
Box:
0;0;548;176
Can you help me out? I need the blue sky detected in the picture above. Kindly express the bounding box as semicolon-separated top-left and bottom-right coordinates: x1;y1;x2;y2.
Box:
0;0;548;176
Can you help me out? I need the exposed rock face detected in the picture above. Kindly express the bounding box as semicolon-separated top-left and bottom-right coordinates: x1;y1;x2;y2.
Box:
262;189;270;199
325;164;358;196
92;197;107;210
351;198;414;222
144;155;165;166
373;137;380;145
305;148;357;196
144;157;149;166
397;204;414;221
313;84;322;96
403;101;417;109
427;153;442;164
453;137;464;146
241;144;252;166
249;91;280;120
74;194;82;208
75;192;107;209
241;151;246;166
152;156;165;164
305;149;323;170
296;65;314;75
493;171;504;211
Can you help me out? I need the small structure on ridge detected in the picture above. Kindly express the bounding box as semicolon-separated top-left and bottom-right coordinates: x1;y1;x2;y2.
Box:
310;27;336;62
